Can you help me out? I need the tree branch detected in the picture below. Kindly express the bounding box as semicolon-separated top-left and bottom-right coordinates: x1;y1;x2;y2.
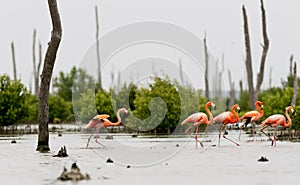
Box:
255;0;269;93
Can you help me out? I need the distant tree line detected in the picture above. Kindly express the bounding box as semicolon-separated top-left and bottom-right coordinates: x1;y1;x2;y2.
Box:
0;65;299;131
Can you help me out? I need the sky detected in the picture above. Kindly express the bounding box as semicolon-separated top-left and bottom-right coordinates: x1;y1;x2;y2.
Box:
1;0;300;92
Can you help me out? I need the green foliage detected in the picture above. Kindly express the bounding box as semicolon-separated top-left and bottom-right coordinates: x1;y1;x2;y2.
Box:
95;89;115;121
258;87;300;129
73;89;97;123
237;90;250;112
24;94;38;122
49;95;72;123
281;75;300;88
126;77;199;133
0;75;29;126
53;66;95;102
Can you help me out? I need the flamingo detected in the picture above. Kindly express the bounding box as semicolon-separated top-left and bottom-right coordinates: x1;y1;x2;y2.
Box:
181;101;215;148
214;104;240;146
260;106;294;146
239;101;264;140
84;108;128;148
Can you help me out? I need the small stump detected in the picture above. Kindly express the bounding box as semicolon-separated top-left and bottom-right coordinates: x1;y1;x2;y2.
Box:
53;146;68;157
58;163;90;181
11;140;17;144
106;158;114;163
105;135;113;139
258;156;269;162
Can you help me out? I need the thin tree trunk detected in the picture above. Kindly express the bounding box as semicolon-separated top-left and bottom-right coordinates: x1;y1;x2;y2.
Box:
204;32;209;100
228;70;235;107
254;0;269;99
242;0;269;109
239;80;243;94
32;29;39;95
179;58;184;85
291;62;298;106
218;54;224;101
11;42;17;81
242;6;255;109
36;0;62;152
37;41;43;92
269;67;272;88
95;5;102;90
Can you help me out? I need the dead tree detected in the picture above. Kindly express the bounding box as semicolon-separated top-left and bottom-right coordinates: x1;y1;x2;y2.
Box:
291;62;298;106
228;70;235;108
95;5;102;90
11;42;17;81
204;32;209;100
218;54;225;101
242;0;269;109
179;58;184;85
269;67;272;88
37;0;62;152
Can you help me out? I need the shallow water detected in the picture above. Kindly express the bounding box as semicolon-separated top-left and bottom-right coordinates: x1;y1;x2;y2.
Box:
0;132;299;185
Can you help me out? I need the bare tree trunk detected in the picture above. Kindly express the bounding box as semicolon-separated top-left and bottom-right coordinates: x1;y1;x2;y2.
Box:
37;41;43;92
218;54;224;101
179;58;184;85
269;67;272;88
290;55;294;76
228;70;235;107
36;0;62;152
242;6;255;109
204;32;209;100
254;0;269;100
95;5;102;90
242;0;269;109
291;62;298;106
32;29;39;95
239;80;243;94
11;42;17;81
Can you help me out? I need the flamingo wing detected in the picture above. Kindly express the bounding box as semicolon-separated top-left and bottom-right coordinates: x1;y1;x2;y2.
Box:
241;110;259;119
214;112;230;123
262;114;285;126
93;114;110;120
181;112;207;125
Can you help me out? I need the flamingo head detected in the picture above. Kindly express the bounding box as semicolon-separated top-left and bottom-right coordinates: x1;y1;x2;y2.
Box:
287;106;295;115
232;104;241;113
256;101;264;110
119;108;129;115
207;101;216;110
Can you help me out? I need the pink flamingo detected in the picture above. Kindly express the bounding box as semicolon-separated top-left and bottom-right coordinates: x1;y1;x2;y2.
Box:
84;108;128;148
239;101;264;140
260;106;294;146
181;102;215;148
214;104;240;146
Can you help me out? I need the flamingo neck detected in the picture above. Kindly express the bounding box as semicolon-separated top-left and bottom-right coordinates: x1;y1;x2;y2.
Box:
285;109;292;127
256;104;264;116
206;104;213;124
109;109;122;126
232;107;239;122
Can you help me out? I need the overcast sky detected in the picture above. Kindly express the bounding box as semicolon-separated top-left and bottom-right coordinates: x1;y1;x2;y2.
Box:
1;0;299;92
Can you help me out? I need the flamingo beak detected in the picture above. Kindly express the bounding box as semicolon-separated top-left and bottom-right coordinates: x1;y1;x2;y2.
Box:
292;109;295;116
237;107;241;113
261;105;264;110
212;103;216;110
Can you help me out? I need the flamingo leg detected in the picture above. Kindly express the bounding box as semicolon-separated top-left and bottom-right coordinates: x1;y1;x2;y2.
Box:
184;125;203;148
260;125;273;144
272;127;277;146
86;134;93;148
218;124;224;146
222;127;240;146
251;121;255;141
238;121;245;140
95;136;107;149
